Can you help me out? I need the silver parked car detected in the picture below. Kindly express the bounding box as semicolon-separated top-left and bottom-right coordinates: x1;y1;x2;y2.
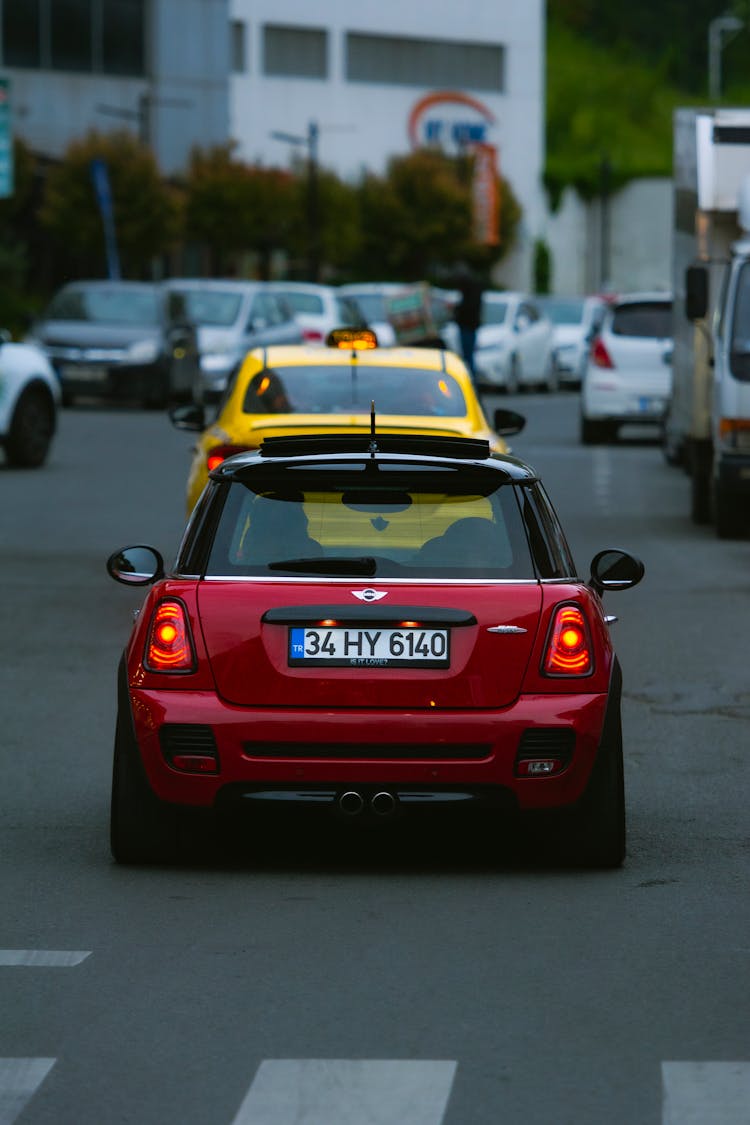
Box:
162;279;303;402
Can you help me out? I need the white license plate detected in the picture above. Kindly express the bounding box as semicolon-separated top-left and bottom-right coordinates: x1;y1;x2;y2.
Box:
289;626;450;668
61;364;108;383
637;395;664;414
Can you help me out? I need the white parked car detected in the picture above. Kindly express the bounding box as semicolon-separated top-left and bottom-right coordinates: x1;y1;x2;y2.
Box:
537;295;607;387
0;332;60;467
580;292;673;444
474;292;557;392
266;282;365;344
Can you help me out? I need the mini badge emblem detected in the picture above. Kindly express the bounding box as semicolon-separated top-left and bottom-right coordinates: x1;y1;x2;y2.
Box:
352;588;388;602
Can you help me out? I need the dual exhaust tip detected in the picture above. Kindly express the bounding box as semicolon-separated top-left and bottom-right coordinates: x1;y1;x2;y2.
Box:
338;790;398;818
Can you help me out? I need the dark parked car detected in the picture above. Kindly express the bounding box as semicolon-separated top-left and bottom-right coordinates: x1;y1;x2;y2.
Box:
27;280;199;408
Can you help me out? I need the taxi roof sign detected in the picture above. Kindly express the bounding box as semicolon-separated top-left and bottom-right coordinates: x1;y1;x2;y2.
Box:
326;327;379;350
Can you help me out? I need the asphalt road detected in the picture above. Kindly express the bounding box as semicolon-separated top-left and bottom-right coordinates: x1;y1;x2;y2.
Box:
1;393;748;1125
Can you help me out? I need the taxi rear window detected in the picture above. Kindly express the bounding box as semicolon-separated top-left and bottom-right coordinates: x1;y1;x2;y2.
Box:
242;365;467;417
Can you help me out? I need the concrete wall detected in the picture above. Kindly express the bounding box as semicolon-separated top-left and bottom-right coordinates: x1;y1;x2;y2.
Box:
545;177;672;296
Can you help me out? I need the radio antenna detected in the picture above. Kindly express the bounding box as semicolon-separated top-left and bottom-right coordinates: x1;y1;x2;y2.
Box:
369;399;378;457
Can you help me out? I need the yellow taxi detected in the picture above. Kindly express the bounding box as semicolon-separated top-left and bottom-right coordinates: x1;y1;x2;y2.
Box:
170;329;525;513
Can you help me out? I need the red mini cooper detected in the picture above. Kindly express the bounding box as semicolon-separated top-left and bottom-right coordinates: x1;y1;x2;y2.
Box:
107;431;643;866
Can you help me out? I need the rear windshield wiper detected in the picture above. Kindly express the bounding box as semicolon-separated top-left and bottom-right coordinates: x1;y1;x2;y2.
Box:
267;556;377;576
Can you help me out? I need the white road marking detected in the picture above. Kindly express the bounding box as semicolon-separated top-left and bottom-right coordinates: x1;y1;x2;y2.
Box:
231;1059;457;1125
0;1059;55;1125
0;950;91;967
662;1062;750;1124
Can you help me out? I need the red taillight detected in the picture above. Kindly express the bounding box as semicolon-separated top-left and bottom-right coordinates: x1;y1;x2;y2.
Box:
543;605;593;676
591;336;614;369
302;328;324;342
206;444;253;472
145;600;196;672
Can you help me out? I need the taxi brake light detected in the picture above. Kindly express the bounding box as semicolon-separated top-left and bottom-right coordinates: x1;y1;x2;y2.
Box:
145;600;196;672
206;443;254;472
543;605;593;676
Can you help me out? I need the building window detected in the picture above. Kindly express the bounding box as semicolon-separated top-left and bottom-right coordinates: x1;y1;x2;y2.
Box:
51;0;93;71
263;24;327;79
102;0;145;76
346;32;504;92
2;0;42;67
231;19;246;73
1;0;144;75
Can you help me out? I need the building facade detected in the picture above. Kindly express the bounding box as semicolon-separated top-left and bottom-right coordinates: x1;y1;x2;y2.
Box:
0;0;230;174
0;0;546;287
229;0;546;288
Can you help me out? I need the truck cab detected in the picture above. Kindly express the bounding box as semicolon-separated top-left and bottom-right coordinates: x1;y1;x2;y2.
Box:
668;108;750;537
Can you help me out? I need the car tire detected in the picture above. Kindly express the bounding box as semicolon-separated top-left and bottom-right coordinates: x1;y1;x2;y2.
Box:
690;460;712;524
110;710;182;864
567;724;626;869
580;416;614;445
544;353;560;394
714;483;746;539
5;385;56;468
507;355;521;394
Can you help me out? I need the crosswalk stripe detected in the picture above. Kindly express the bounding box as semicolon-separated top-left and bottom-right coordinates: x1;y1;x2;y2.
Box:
231;1059;457;1125
0;950;91;967
662;1062;750;1124
0;1059;55;1125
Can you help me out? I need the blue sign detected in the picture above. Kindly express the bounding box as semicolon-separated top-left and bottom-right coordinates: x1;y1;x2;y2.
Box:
0;78;13;199
90;158;121;279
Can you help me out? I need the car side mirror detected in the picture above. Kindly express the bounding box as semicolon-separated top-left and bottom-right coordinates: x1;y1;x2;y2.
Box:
588;549;644;595
685;265;708;321
169;403;205;432
493;408;526;437
107;545;164;586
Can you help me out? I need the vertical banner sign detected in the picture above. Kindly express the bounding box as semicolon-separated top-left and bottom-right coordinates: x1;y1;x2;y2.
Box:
90;158;121;280
0;78;13;199
471;143;499;246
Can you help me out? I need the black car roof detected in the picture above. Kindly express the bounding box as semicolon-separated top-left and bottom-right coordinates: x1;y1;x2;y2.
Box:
212;433;538;484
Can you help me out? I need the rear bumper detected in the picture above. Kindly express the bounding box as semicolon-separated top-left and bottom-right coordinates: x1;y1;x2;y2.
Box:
54;360;167;401
120;663;617;814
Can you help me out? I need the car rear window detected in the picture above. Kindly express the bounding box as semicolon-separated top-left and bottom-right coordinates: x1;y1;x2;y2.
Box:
171;290;243;326
275;291;325;315
242;365;467;417
611;302;672;338
45;286;159;325
205;467;535;580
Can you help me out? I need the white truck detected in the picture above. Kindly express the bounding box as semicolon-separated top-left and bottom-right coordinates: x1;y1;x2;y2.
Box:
666;107;750;537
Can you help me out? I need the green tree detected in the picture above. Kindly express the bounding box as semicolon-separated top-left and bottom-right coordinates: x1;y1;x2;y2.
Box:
39;130;180;279
183;143;298;276
350;149;521;281
0;138;42;331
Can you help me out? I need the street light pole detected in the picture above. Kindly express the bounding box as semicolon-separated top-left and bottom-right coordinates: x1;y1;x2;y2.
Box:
708;15;744;101
270;120;320;282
